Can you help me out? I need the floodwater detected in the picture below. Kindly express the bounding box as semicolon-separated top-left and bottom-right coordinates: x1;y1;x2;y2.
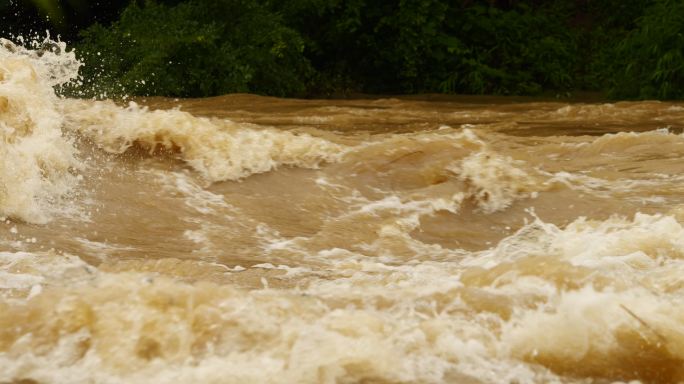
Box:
2;41;684;384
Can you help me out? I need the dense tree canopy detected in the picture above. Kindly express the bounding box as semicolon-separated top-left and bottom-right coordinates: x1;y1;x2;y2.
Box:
3;0;684;99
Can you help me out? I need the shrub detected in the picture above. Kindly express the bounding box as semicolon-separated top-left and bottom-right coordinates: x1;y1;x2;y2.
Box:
439;2;578;95
277;0;579;96
72;0;312;98
608;0;684;99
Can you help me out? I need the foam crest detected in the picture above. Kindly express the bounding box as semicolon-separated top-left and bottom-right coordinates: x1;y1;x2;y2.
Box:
464;213;684;381
64;100;345;182
577;128;683;155
473;213;684;270
504;287;684;381
0;39;82;223
342;128;541;213
451;150;540;213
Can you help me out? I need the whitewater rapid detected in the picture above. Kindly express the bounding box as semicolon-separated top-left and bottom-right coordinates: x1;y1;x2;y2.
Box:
2;40;684;383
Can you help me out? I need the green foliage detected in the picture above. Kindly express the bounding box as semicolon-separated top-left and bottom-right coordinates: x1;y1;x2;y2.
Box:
439;2;578;95
368;0;450;92
273;0;578;95
608;0;684;99
73;0;312;98
58;0;684;99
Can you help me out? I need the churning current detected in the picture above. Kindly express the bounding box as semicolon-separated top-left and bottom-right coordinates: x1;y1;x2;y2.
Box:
3;40;684;384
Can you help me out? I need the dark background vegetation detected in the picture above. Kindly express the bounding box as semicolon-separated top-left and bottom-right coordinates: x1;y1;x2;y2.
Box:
2;0;684;99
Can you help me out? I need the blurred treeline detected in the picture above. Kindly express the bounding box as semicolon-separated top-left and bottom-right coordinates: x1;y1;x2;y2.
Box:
4;0;684;99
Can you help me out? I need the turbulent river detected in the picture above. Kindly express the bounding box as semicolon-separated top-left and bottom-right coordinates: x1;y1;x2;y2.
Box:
3;41;684;384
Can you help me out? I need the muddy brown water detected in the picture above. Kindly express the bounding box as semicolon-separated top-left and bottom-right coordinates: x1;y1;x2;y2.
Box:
3;42;684;383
